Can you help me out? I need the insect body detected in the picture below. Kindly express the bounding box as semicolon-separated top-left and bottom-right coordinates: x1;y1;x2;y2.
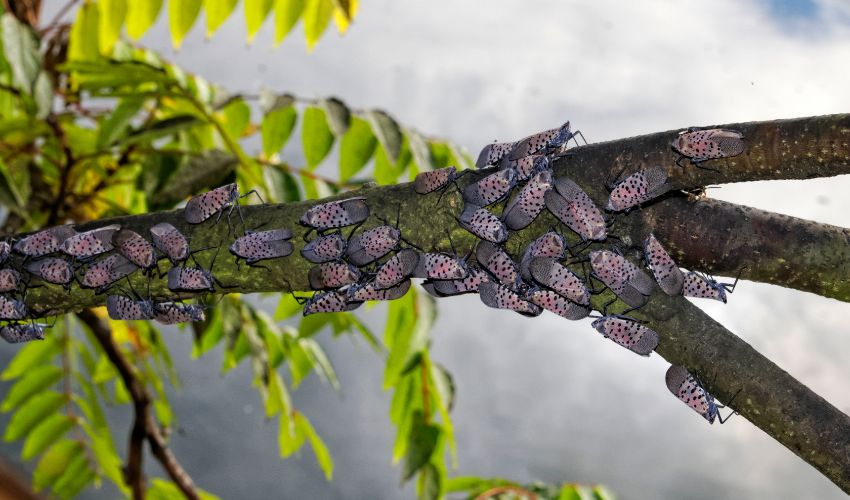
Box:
229;228;294;265
644;233;684;296
346;225;400;266
308;262;362;290
0;241;11;264
61;225;120;259
184;183;262;225
0;296;27;320
0;323;47;343
519;231;567;281
476;141;514;168
302;290;361;316
527;288;590;320
672;128;745;168
413;253;468;280
458;207;508;243
301;233;347;263
502;167;553;230
106;295;155;320
606;166;668;212
0;269;21;293
475;241;520;289
682;271;739;303
149;223;190;264
462;169;517;208
591;316;659;356
500;154;548;182
545;178;607;241
81;254;138;291
414;166;459;195
529;257;589;305
374;249;420;290
167;266;214;292
665;365;733;424
13;225;76;258
347;279;411;303
152;302;206;324
478;281;542;317
508;121;582;160
113;229;156;269
25;258;74;287
300;198;369;233
589;250;653;308
423;267;489;297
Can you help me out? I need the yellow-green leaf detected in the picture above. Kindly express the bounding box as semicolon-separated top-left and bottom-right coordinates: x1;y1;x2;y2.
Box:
402;412;440;481
261;104;298;157
1;338;60;381
22;414;74;460
1;365;62;412
217;98;251;142
33;440;83;491
98;0;127;54
320;96;350;136
301;106;335;169
275;293;303;320
169;0;203;49
246;0;274;42
68;2;100;62
273;0;306;44
338;116;376;181
295;412;334;479
332;0;357;33
365;109;402;163
302;0;334;50
127;0;163;39
205;0;238;36
4;391;65;442
50;447;89;495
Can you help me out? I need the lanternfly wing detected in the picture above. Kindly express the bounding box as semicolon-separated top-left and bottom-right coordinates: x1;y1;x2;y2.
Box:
665;365;718;423
374;249;420;290
308;261;362;290
167;266;213;292
462;169;517;208
458;206;508;243
61;225;120;258
300;197;369;230
153;302;206;324
303;290;362;316
106;295;155;320
81;254;138;289
150;223;189;263
113;229;156;268
0;296;26;320
529;257;589;305
589;250;651;308
428;267;489;297
475;241;520;288
508;122;571;160
25;257;74;285
230;229;294;263
606;166;668;212
478;281;542;317
591;316;659;356
348;279;411;303
13;225;76;257
527;288;590;320
546;179;606;241
414;167;456;194
476;142;514;168
413;253;468;280
682;272;727;302
301;233;347;263
519;231;567;281
0;269;21;293
503;168;553;230
0;323;46;343
644;233;684;295
672;129;745;161
185;183;239;224
346;225;400;266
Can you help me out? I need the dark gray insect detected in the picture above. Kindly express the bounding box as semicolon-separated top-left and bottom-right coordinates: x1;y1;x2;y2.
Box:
374;249;419;290
606;166;668;212
527;288;590;320
0;269;21;293
501;154;548;183
301;233;347;263
413;252;468;280
113;229;156;269
458;206;508;243
672;128;745;167
414;166;459;195
302;290;361;316
13;225;76;258
476;241;520;289
424;267;489;297
347;279;411;303
0;241;11;265
25;258;74;287
106;295;155;320
346;225;400;266
589;250;653;308
185;183;261;225
61;224;120;259
167;266;214;292
519;231;567;281
300;197;369;231
476;141;514;168
153;302;206;324
502;167;553;230
666;365;732;424
529;257;589;305
478;281;542;317
308;261;362;290
150;223;190;264
0;323;46;343
644;233;684;296
682;271;739;303
462;169;517;208
229;228;294;264
81;254;138;290
0;296;27;320
508;121;582;160
545;178;606;241
591;316;659;356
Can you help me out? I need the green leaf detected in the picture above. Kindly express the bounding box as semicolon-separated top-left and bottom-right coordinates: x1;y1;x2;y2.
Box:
303;0;335;50
22;413;74;460
373;145;395;185
127;0;163;39
365;110;402;163
302;106;335;169
407;130;436;171
261;102;298;157
592;485;617;500
68;2;101;62
98;0;128;54
559;484;596;500
1;14;40;91
33;440;83;491
402;411;440;482
278;411;301;456
0;157;26;211
275;293;303;320
123;114;203;146
265;369;290;417
418;462;441;500
445;476;514;494
148;478;221;500
274;0;306;45
217;97;251;142
97;96;145;148
4;391;65;442
205;0;239;36
32;71;52;119
320;97;351;136
338;116;377;182
294;412;334;479
246;0;274;42
1;338;60;381
169;0;203;49
264;167;301;203
50;447;90;495
300;338;339;389
1;365;62;412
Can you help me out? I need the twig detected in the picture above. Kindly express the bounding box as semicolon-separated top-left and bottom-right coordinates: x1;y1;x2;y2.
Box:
45;115;74;226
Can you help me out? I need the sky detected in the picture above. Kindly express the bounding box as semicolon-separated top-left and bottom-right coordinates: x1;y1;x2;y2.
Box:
13;0;850;499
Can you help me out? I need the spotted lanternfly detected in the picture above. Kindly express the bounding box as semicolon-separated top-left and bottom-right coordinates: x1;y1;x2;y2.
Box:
25;258;74;286
606;166;668;212
500;154;548;183
478;281;542;317
591;316;659;356
347;225;400;266
300;198;370;232
476;141;514;168
149;223;189;264
153;302;206;324
508;121;579;161
463;169;517;208
425;267;490;297
167;266;215;292
348;279;411;303
0;269;21;293
106;295;155;320
503;167;553;230
112;229;156;269
308;261;362;290
672;128;745;167
301;233;347;263
414;166;459;195
185;183;261;225
61;225;120;259
545;179;607;241
14;225;76;258
302;290;361;316
413;252;468;280
0;323;46;343
529;257;589;305
374;249;420;290
644;233;684;296
0;241;11;265
682;271;739;303
589;250;653;308
229;228;294;264
458;207;508;243
666;365;732;424
81;254;138;290
476;241;520;289
528;288;590;320
0;296;26;320
519;231;567;281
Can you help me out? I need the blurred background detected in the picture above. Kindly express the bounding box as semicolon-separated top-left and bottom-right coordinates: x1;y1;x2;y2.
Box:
5;0;850;498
